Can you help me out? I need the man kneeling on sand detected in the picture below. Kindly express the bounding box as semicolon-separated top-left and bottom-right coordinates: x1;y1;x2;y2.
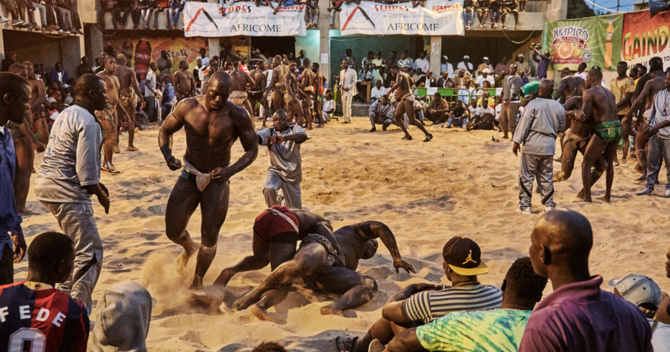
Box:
336;236;502;352
373;257;547;352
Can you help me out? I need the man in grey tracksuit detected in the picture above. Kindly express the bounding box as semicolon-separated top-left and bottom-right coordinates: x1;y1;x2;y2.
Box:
512;80;566;214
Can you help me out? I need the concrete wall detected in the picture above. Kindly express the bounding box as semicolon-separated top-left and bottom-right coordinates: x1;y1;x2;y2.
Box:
2;30;81;78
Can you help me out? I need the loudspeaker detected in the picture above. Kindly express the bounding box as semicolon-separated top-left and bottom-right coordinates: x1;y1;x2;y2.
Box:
650;0;670;18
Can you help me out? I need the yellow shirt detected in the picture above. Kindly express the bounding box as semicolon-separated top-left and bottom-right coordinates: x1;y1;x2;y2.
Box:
610;77;635;115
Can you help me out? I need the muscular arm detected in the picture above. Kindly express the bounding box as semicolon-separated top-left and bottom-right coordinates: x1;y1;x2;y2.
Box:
245;72;256;90
158;99;188;161
385;328;424;352
626;80;655;119
616;91;633;110
363;222;414;273
581;89;594;123
265;68;279;93
216;106;259;178
31;82;48;112
131;70;143;99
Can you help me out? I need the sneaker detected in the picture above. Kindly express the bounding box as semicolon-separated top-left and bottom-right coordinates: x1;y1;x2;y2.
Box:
613;160;619;166
516;207;531;214
479;24;484;28
492;23;498;28
543;205;555;212
502;25;507;29
0;17;9;23
402;135;413;140
636;187;654;196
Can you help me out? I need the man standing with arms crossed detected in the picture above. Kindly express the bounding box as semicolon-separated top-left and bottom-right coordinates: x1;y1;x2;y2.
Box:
115;54;144;152
500;63;523;139
513;80;565;214
339;60;357;124
34;74;110;313
158;71;258;290
636;73;670;197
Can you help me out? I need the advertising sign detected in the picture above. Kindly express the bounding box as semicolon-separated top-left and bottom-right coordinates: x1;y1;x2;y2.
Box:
183;1;306;37
339;0;464;36
543;14;623;71
621;10;670;69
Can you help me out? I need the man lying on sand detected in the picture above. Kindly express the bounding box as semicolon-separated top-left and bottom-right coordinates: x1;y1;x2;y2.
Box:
229;220;415;321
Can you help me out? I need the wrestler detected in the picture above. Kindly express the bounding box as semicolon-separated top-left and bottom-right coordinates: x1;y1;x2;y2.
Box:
158;71;258;290
311;62;326;127
174;60;196;103
24;61;49;145
249;60;267;122
553;75;584;160
114;54;144;152
553;95;606;199
622;58;666;179
299;58;317;130
580;68;620;203
262;55;292;121
234;220;413;322
7;63;45;215
386;66;433;141
286;61;307;125
98;57;128;173
228;55;256;119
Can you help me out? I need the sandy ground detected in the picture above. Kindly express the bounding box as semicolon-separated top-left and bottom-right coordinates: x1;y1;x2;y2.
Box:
16;116;670;351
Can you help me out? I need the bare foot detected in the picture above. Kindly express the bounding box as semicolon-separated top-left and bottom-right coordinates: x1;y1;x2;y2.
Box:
175;242;200;275
321;305;345;317
250;304;278;323
233;291;259;311
17;208;38;217
576;189;585;200
213;268;235;287
598;195;610;203
189;291;223;311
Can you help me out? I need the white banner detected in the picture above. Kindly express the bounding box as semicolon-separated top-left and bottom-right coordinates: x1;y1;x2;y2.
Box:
339;0;464;36
183;1;306;37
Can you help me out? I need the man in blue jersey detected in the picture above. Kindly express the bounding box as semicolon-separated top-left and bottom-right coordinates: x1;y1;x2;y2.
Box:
0;232;89;352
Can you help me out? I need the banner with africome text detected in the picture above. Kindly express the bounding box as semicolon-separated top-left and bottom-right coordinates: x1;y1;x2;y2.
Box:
183;1;306;37
621;10;670;69
542;14;623;71
339;0;464;36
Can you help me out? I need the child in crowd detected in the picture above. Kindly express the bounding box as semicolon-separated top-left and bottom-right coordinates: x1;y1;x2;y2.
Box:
322;90;336;122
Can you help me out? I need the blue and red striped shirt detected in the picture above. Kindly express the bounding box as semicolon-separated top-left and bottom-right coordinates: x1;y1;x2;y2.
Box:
0;281;89;352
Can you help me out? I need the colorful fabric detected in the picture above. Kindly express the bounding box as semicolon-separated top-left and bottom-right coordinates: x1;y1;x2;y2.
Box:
416;309;530;352
595;120;622;143
253;206;300;240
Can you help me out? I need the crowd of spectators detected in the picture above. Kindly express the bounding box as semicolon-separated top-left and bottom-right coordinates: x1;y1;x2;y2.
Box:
0;0;82;33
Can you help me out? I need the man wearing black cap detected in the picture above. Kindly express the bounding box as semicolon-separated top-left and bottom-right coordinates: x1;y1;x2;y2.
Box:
338;236;502;352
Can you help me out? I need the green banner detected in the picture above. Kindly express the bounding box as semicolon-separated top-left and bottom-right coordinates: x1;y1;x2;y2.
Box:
542;14;623;71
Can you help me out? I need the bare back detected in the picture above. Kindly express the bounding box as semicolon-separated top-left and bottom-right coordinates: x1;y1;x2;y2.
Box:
584;85;617;123
251;69;267;92
643;75;667;109
230;70;254;92
564;96;592;137
170;97;254;172
98;71;120;105
301;69;316;91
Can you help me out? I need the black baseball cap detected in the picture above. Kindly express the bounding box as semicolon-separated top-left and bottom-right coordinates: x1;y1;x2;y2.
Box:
443;237;489;276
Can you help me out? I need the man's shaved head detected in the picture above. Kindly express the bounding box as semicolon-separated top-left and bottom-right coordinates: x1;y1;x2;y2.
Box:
539;79;554;98
8;63;27;79
116;54;127;65
529;210;593;281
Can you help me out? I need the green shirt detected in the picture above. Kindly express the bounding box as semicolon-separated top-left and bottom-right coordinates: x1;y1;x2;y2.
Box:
416;308;530;352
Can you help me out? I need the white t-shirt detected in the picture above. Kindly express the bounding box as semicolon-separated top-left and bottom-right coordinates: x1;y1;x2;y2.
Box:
370;86;388;100
323;99;335;113
574;71;587;80
414;58;430;73
476;106;495;116
476;75;495;87
457;61;474;73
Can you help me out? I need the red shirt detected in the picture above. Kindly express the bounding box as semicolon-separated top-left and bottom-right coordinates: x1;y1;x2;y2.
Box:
0;281;89;352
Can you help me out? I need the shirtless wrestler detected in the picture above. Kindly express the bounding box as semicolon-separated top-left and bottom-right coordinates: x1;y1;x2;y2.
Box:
230;219;414;322
263;55;292;123
228;55;256;120
114;54;144;152
7;63;45;215
174;60;196;103
553;95;606;199
299;58;317;130
98;56;129;173
580;68;621;203
158;71;258;290
553;75;585;160
387;66;433;142
24;61;49;145
622;57;667;179
249;60;267;121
